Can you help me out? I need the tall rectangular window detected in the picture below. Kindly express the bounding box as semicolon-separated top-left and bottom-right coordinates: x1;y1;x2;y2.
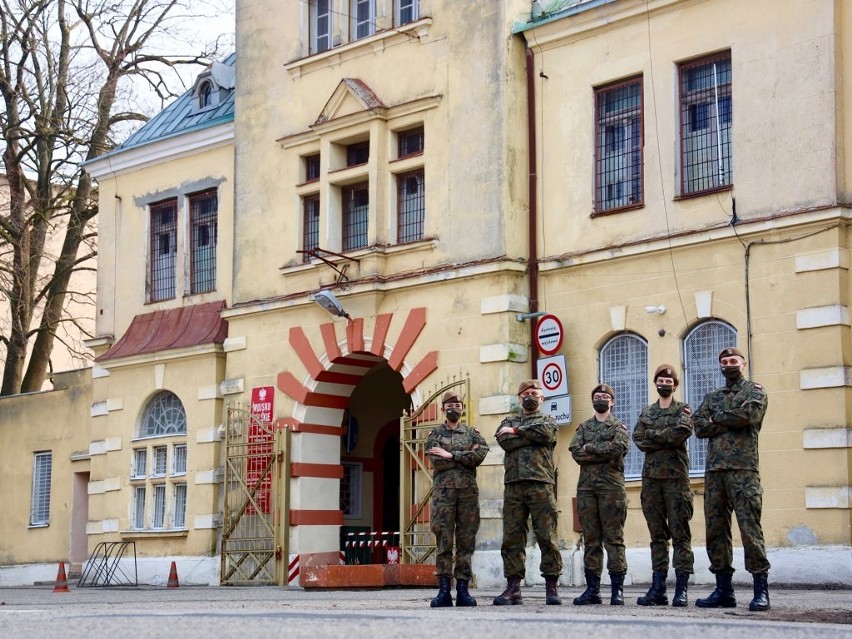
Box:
173;484;187;528
149;199;177;302
132;448;147;479
351;0;375;40
30;452;52;526
304;154;321;182
152;446;168;477
302;195;320;262
311;0;332;54
397;170;425;243
152;485;166;529
680;52;732;195
396;0;419;25
342;183;369;251
595;77;643;213
173;444;187;475
341;462;363;519
189;189;218;294
132;486;146;529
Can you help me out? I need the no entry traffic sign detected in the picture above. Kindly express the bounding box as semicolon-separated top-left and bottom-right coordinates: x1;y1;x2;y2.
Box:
535;314;564;355
536;354;568;398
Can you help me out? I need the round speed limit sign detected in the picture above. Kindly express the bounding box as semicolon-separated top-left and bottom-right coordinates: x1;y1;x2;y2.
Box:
536;355;568;397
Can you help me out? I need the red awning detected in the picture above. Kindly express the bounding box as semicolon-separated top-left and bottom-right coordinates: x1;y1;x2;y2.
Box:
97;300;228;362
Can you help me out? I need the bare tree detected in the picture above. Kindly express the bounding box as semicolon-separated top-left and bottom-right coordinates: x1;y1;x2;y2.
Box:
0;0;230;395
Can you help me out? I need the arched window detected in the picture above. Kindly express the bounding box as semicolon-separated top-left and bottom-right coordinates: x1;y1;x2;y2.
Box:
199;81;213;108
600;333;648;479
139;391;187;438
683;320;737;474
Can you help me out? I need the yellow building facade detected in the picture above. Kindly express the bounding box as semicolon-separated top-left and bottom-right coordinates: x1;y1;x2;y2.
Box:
2;0;850;589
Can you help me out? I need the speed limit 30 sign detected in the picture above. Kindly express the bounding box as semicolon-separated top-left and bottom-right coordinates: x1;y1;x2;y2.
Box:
536;354;568;398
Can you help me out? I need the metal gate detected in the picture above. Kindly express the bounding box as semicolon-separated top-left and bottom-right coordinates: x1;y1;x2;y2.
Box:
221;404;289;585
400;376;470;565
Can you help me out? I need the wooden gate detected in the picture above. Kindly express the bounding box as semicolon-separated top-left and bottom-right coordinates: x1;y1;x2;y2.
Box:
400;376;470;565
221;403;289;585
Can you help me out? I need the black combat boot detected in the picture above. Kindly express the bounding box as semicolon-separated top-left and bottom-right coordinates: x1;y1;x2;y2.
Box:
609;572;625;605
492;575;523;605
430;576;453;608
748;573;770;611
637;570;668;606
545;575;562;605
455;578;477;607
671;572;689;607
572;570;602;605
695;572;736;608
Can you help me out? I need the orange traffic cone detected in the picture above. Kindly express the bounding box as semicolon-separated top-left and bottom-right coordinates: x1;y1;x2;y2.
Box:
167;561;180;588
53;562;69;593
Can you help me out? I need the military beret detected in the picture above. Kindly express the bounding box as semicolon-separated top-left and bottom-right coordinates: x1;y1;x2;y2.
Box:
441;391;463;405
718;347;745;361
653;364;679;386
517;379;542;394
591;383;615;399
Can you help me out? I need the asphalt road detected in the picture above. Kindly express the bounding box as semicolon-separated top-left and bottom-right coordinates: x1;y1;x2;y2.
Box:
0;585;849;639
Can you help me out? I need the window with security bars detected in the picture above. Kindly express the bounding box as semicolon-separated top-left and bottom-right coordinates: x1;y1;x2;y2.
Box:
140;391;187;438
397;170;424;243
149;199;177;302
302;195;320;262
595;77;643;213
341;462;363;519
152;446;168;477
680;52;732;195
398;127;424;158
132;449;147;478
173;444;187;475
342;182;369;251
304;154;320;182
351;0;375;40
311;0;332;54
189;189;218;294
30;452;52;526
683;320;737;475
396;0;419;25
599;333;648;479
152;485;166;529
173;484;187;528
132;487;146;529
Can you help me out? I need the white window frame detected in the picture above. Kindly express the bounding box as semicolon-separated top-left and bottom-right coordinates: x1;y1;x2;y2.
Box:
132;486;147;530
599;333;648;480
351;0;376;40
152;484;167;529
173;444;187;476
396;0;419;26
173;484;188;529
30;452;52;526
132;448;148;479
683;320;737;475
311;0;333;54
152;446;168;477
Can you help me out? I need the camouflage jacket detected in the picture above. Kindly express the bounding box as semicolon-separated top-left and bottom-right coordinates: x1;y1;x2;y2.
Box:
425;422;489;485
632;400;693;479
495;411;558;485
693;377;768;472
569;414;628;491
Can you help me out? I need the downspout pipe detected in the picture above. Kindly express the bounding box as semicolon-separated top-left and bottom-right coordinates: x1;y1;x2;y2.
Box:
526;45;539;379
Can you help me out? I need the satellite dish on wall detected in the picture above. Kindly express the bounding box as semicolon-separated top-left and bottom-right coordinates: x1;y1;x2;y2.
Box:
313;290;351;320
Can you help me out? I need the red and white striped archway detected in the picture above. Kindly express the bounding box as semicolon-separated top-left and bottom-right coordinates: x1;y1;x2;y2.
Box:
273;307;438;572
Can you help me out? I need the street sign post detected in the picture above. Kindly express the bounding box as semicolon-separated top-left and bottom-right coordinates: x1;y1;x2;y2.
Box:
535;314;564;355
536;354;568;398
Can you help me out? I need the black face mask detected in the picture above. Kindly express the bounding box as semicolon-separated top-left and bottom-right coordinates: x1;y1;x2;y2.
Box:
592;399;610;414
521;397;540;411
721;366;743;382
446;409;461;423
656;385;673;398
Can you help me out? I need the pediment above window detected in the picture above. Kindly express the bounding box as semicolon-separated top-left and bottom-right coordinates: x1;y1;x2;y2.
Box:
315;78;386;125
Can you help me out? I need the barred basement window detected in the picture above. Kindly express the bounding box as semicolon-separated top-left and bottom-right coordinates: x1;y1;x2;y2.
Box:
683;320;737;475
595;77;643;213
149;199;177;302
600;333;648;479
679;52;732;195
30;452;52;526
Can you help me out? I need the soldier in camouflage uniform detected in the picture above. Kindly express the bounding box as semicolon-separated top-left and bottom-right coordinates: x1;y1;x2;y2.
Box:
569;384;629;606
425;390;489;607
633;364;694;607
693;347;770;612
492;379;563;606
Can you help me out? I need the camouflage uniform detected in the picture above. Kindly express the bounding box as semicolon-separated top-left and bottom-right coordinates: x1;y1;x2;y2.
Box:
495;411;562;578
426;422;489;580
633;400;695;574
569;414;629;575
693;377;770;576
